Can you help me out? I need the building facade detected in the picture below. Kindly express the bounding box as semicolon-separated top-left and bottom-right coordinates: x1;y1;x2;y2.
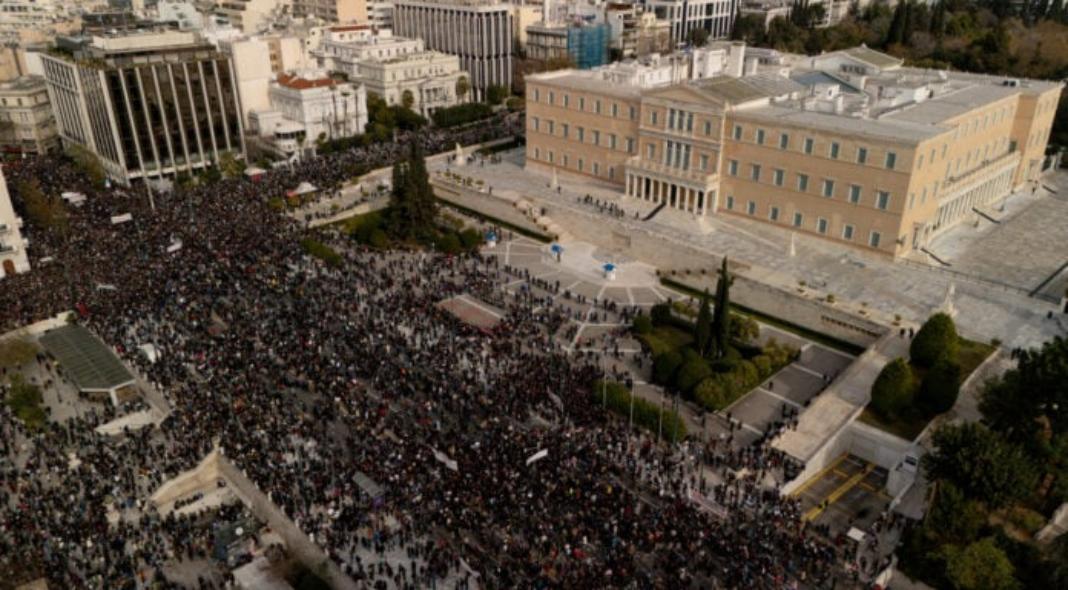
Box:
292;0;369;23
369;0;394;28
41;30;245;185
525;45;1063;258
249;72;367;158
393;0;513;101
0;76;57;155
215;0;289;34
0;165;29;277
316;27;468;115
527;21;611;70
645;0;738;43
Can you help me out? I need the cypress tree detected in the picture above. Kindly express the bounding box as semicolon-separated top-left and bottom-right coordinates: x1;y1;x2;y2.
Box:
695;290;713;357
886;0;907;47
712;257;732;359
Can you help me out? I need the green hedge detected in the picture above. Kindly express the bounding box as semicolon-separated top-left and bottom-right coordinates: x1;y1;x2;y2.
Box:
432;103;494;128
300;238;343;267
593;380;687;443
692;340;797;411
5;375;45;430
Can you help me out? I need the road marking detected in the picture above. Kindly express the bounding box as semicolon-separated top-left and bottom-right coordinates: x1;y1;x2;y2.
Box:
754;387;802;409
803;461;875;522
789;453;848;498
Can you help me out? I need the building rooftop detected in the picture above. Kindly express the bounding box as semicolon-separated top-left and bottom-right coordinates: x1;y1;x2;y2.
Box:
39;325;135;393
528;69;645;98
839;46;904;70
0;76;47;94
881;82;1019;126
276;73;340;90
735;103;947;145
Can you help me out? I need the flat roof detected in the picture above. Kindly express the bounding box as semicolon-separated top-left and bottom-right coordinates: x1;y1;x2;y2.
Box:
40;325;135;392
735;103;946;144
840;46;903;69
528;70;643;99
881;83;1019;126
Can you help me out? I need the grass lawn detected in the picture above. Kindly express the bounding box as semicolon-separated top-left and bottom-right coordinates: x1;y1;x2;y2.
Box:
638;325;693;357
861;336;996;441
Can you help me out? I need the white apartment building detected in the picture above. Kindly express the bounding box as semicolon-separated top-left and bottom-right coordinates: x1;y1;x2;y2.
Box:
293;0;369;23
224;34;313;126
250;72;368;159
316;26;468;116
0;165;29;278
157;0;206;30
0;76;57;155
393;0;513;101
645;0;738;43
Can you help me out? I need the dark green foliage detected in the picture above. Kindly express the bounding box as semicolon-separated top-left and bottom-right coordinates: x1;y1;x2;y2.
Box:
431;103;494;128
918;359;962;415
980;336;1068;444
388;140;439;241
687;27;710;47
435;232;462;254
486;84;509;106
653;351;684;384
4;374;46;430
925;481;984;545
675;359;713;394
871;357;915;419
712;258;732;359
942;537;1019;590
695;290;712;357
459;228;482;249
924;423;1038;509
593;380;687;442
300;238;342;267
911;313;960;368
632;314;653;335
650;302;672;326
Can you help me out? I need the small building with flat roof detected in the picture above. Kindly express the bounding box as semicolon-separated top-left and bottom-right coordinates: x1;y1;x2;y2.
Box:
39;324;136;405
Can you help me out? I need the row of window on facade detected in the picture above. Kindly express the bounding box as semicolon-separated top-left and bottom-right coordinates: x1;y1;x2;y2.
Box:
732;124;900;170
533;87;638;121
724;195;886;249
727;159;894;211
530;117;637;153
531;147;616;180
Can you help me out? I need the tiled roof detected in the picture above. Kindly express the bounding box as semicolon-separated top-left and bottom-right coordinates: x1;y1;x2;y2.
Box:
276;73;337;90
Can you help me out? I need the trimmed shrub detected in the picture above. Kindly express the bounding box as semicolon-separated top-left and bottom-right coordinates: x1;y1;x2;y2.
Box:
911;312;959;368
593;380;687;442
432;103;494;128
653;351;683;385
436;232;462;254
632;315;653;335
752;355;773;379
459;228;482;249
650;302;672;326
918;359;962;416
368;229;389;249
730;314;759;343
695;378;732;411
871;358;915;419
675;359;713;395
300;238;342;267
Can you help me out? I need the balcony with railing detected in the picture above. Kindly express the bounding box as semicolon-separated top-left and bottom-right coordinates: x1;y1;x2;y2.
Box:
626;155;719;187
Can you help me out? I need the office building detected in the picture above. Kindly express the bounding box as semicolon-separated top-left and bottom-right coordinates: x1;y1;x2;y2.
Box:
525;45;1063;257
393;0;513;100
41;30;246;185
369;0;394;28
645;0;738;43
316;26;467;116
0;76;57;155
526;20;610;70
0;165;29;278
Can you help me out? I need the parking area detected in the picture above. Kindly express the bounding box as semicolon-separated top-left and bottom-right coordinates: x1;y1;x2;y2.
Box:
793;454;890;535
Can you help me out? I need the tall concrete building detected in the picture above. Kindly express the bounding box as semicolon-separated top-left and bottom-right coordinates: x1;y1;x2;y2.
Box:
41;30;246;185
525;45;1063;258
393;0;513;100
215;0;290;34
293;0;369;23
645;0;738;43
0;165;29;278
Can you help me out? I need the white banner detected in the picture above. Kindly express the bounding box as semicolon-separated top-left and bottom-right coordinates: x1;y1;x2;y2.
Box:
110;213;133;225
166;240;183;253
525;449;548;466
432;448;458;472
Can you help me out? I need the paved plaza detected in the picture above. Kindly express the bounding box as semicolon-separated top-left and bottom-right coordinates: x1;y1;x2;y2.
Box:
429;150;1068;349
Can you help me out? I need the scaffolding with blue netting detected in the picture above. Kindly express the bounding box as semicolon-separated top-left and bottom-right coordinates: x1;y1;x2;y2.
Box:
567;23;610;70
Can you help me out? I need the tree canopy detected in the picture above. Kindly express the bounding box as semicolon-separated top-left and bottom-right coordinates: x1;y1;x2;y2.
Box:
924;423;1037;509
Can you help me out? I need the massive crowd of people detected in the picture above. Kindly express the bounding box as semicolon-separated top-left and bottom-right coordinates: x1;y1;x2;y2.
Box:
0;116;857;589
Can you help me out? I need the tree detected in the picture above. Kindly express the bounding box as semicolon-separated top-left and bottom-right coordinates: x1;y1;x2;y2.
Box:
711;257;732;359
653;351;684;385
886;0;909;47
980;336;1068;444
486;84;508;106
455;76;470;103
632;314;653;335
16;178;68;234
942;537;1019;590
66;144;107;189
925;423;1037;509
401;89;415;111
388;139;438;241
676;359;713;394
924;481;984;545
918;358;962;416
687;27;710;47
871;357;914;418
911;312;959;368
695;290;713;357
218;151;244;179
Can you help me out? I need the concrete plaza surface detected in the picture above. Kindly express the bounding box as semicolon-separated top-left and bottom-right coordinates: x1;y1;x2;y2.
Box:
430;150;1068;349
